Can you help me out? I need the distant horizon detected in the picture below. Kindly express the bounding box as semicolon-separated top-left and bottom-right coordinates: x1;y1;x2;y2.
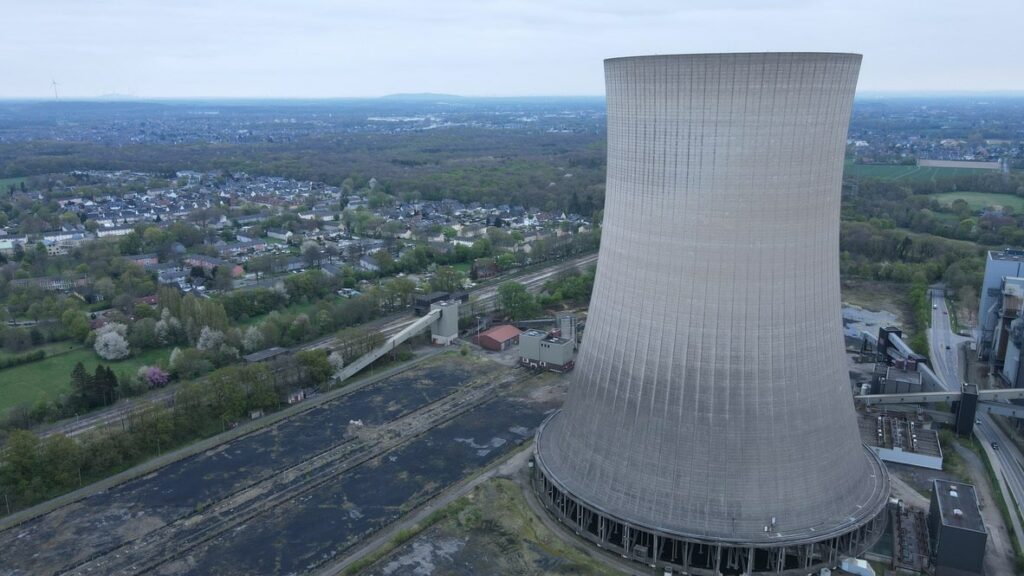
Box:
4;90;1024;104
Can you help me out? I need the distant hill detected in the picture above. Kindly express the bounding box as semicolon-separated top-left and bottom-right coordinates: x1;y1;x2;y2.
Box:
379;93;464;101
94;93;139;101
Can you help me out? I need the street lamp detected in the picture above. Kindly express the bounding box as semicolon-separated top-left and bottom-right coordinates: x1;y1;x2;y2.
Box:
475;315;482;344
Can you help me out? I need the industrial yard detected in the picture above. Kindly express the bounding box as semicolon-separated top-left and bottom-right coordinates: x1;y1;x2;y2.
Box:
0;353;567;576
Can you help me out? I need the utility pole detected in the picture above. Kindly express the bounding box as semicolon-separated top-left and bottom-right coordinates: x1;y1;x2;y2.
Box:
4;492;10;515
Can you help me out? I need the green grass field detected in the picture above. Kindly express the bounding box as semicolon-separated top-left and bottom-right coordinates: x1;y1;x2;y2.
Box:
0;341;84;363
892;227;980;251
843;161;997;182
931;192;1024;212
0;346;172;413
0;176;26;190
237;301;319;326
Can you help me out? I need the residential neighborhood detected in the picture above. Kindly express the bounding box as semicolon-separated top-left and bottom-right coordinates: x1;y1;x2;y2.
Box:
0;169;597;300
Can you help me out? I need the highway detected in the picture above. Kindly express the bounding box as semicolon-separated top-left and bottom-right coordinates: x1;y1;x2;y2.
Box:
929;291;1024;547
32;252;598;440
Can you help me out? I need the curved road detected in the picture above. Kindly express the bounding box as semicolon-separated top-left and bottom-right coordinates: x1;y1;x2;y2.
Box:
929;291;1024;550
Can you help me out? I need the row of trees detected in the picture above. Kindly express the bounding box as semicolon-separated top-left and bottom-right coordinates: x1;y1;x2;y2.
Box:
537;266;596;307
844;173;1024;247
0;351;337;515
839;220;985;296
495;266;597;322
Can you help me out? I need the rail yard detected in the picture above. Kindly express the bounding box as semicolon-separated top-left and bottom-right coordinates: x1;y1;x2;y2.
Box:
0;353;566;576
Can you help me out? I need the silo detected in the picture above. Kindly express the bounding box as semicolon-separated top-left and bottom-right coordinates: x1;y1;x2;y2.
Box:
533;53;889;575
430;300;459;345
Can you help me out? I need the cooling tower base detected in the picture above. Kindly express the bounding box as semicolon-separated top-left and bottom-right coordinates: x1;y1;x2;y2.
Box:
533;412;890;576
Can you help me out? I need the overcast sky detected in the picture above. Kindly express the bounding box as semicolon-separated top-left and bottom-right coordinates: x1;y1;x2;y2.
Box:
2;0;1022;99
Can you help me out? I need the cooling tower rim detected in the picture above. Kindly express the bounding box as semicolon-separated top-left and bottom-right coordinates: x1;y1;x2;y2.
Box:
534;409;891;548
604;52;862;64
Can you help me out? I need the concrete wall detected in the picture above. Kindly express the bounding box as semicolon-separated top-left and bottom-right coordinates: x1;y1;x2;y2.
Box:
536;53;888;544
978;253;1024;356
538;338;573;365
869;446;942;470
519;330;543;360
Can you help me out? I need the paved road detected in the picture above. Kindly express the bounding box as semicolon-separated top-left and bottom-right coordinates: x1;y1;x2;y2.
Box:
929;290;1024;551
31;253;598;440
927;294;969;389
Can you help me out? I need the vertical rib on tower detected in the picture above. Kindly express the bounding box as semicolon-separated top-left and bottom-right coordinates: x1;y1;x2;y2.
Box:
534;53;888;573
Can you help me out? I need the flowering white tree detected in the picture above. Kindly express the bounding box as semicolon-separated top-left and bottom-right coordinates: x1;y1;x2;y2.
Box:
272;281;289;303
96;322;128;338
196;326;225;351
94;330;130;360
328;351;345;377
155;308;183;344
243;326;264;352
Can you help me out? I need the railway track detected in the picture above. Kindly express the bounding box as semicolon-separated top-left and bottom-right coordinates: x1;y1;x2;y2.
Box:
313;252;598;354
31;252;595;440
58;373;521;576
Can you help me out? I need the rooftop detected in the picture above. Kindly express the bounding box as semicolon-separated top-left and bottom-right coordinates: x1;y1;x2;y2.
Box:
933;479;986;534
243;347;290;363
480;324;521;342
885;366;922;386
859;413;941;457
989;248;1024;262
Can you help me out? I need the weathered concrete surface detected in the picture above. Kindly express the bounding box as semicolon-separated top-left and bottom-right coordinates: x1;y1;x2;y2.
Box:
537;53;889;543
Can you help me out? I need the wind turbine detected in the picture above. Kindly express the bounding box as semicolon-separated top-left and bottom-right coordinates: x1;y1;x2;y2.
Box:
51;79;59;100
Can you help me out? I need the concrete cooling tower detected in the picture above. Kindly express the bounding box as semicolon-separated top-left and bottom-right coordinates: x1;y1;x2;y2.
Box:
533;53;889;575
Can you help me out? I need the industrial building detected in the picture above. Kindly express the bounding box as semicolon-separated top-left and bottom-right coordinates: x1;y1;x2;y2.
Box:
429;300;460;346
515;314;580;350
859;413;943;470
978;270;1024;387
414;290;468;316
977;248;1024;363
519;329;575;372
533;53;889;575
928;480;986;576
871;364;925;395
477;324;521;351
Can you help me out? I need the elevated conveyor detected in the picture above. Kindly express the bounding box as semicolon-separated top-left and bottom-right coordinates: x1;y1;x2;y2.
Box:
334;308;442;383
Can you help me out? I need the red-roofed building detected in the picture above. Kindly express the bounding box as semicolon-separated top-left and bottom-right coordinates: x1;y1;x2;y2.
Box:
478;325;521;351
